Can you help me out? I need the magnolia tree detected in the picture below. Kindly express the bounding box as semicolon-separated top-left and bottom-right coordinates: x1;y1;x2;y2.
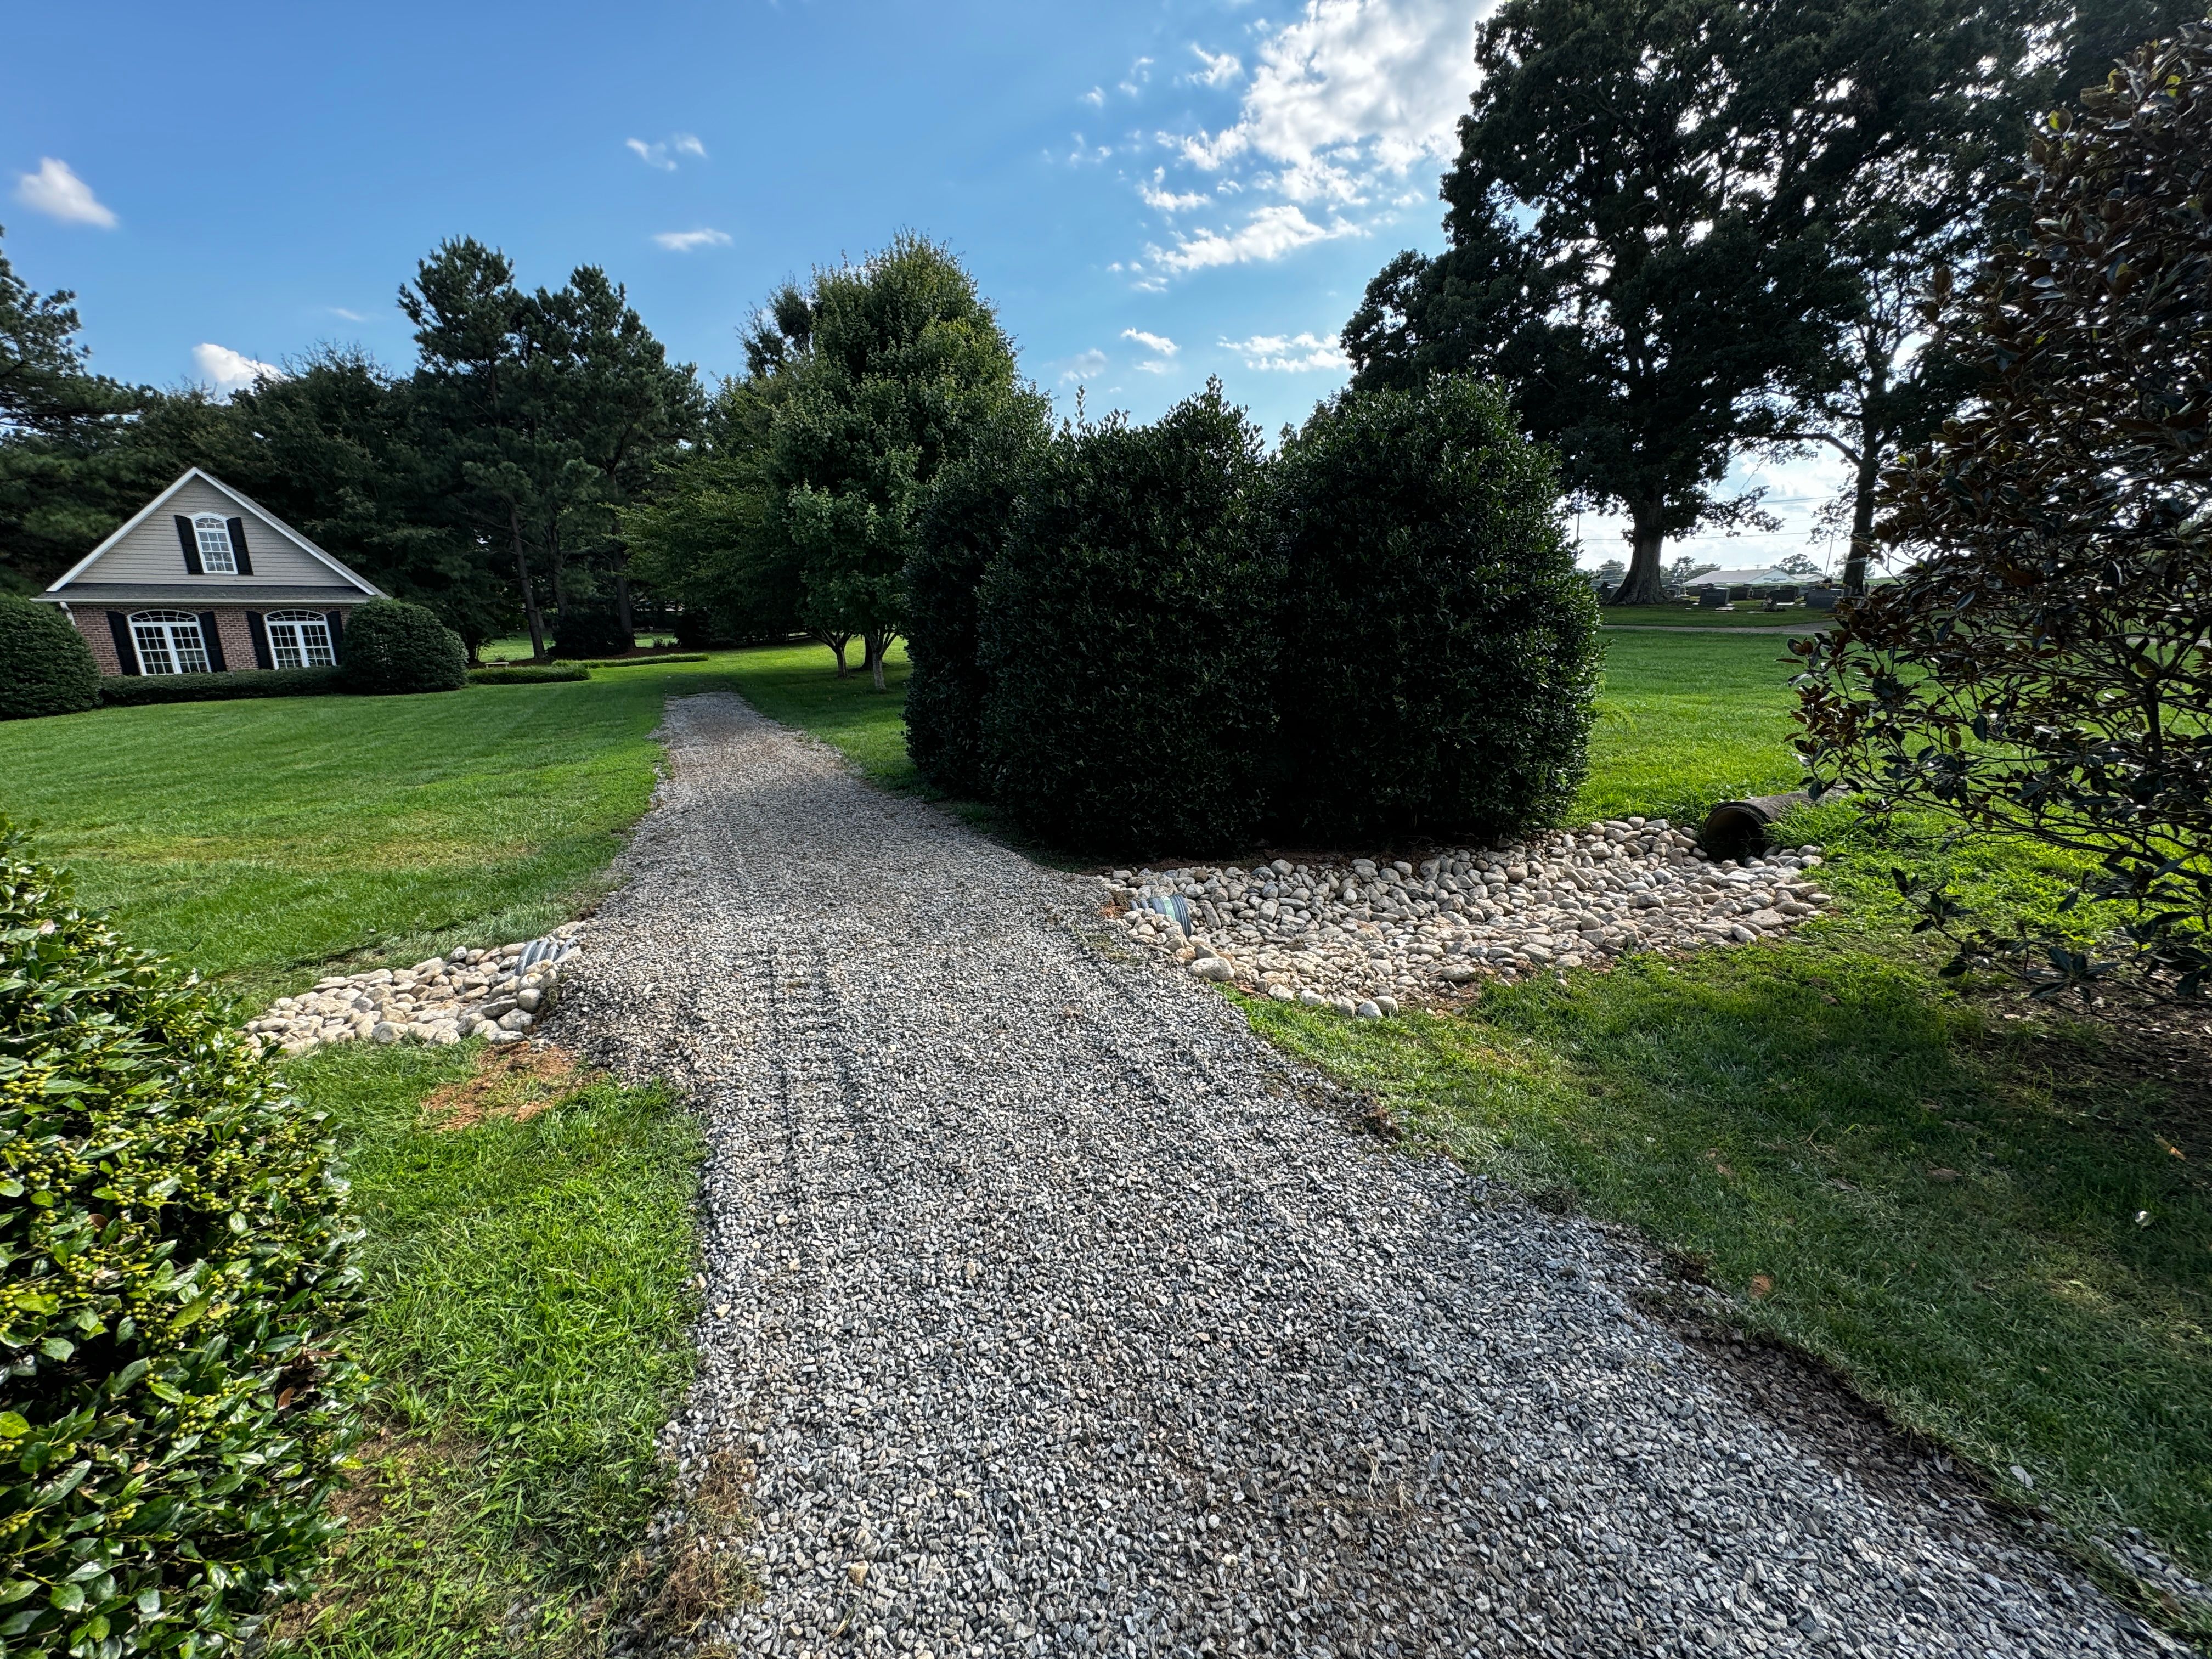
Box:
1794;27;2212;999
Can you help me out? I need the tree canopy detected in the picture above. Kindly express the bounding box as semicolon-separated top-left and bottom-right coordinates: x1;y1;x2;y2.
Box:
1344;0;2069;602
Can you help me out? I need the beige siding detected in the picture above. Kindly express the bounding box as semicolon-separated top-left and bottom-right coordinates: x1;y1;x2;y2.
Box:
71;478;338;586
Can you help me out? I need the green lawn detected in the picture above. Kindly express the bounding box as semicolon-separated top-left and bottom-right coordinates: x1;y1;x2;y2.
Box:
1600;602;1833;629
0;645;894;1002
268;1041;734;1658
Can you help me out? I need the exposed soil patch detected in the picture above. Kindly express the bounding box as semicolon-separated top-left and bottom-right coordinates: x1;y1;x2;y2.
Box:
422;1042;602;1131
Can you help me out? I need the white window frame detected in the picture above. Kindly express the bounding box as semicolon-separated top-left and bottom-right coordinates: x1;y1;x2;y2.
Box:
129;610;212;675
263;609;336;670
191;515;237;574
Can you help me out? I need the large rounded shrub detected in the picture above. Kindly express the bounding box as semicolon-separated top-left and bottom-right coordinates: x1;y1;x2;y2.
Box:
0;596;99;721
977;385;1277;850
1273;375;1600;840
340;598;467;694
906;415;1046;797
0;822;362;1655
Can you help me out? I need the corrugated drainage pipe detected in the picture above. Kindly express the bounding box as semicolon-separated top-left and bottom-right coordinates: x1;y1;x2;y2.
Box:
1701;791;1814;861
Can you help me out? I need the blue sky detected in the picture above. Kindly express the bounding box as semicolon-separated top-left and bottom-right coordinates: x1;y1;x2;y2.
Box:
4;0;1842;570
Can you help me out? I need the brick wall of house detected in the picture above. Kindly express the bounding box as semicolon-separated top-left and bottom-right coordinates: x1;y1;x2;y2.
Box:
68;607;124;676
213;610;258;673
64;605;283;676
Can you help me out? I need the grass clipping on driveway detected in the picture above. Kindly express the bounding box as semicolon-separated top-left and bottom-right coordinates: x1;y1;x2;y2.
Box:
1244;940;2211;1628
269;1040;740;1658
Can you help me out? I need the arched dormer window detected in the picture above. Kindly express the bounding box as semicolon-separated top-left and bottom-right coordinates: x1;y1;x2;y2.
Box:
191;515;238;573
128;610;211;675
263;610;336;669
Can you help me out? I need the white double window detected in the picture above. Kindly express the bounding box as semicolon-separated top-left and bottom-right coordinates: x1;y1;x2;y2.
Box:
129;611;212;675
264;610;336;669
192;515;238;574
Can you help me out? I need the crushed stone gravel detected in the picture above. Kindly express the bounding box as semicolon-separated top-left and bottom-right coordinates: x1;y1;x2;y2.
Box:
561;691;2163;1658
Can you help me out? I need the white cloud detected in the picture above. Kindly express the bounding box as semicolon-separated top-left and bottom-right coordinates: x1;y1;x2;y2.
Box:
1119;56;1154;95
14;157;117;228
1082;86;1105;107
1125;0;1487;279
1139;171;1211;213
653;228;732;252
1148;204;1350;274
193;343;280;394
1189;46;1244;86
1059;348;1109;383
328;307;367;322
1218;330;1352;371
627;134;707;170
1122;329;1179;356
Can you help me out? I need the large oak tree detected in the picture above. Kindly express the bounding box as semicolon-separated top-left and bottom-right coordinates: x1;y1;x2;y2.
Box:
1345;0;2047;602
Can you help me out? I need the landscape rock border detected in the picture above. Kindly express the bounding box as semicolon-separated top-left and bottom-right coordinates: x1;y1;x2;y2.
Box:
246;925;583;1054
1103;816;1835;1011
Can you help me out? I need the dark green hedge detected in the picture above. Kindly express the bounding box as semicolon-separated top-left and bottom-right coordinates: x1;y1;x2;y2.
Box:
548;610;632;661
558;653;708;669
907;420;1045;797
1273;376;1599;839
466;665;590;685
341;599;467;695
977;386;1277;850
97;667;346;708
0;822;362;1655
0;599;99;721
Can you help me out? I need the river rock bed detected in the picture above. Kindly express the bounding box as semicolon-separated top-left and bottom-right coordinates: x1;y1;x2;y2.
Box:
1104;816;1834;1011
246;924;583;1055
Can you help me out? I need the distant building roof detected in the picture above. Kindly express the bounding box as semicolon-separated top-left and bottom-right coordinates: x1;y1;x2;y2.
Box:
1684;567;1816;588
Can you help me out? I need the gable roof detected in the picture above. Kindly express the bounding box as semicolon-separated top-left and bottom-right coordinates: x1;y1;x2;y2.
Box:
44;467;384;596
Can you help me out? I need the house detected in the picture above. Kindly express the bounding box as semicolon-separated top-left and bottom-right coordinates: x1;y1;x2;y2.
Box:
34;469;384;676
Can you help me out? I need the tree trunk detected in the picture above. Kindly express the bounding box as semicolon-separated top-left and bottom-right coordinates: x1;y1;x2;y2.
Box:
549;521;569;637
811;632;851;676
510;504;546;661
865;629;890;693
1841;408;1882;595
1610;505;1669;605
615;572;634;646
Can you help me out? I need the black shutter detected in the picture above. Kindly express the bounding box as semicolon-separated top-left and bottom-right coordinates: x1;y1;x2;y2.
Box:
325;611;346;654
197;612;227;672
247;612;273;669
106;612;140;675
225;517;253;575
174;515;203;574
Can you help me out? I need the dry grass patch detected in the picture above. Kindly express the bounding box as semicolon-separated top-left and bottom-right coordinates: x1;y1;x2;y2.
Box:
422;1042;604;1131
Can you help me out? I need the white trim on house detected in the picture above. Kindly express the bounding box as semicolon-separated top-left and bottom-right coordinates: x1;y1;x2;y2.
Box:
45;467;383;595
263;608;337;669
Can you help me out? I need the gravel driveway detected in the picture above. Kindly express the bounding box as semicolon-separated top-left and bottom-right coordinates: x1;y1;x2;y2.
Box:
567;692;2158;1658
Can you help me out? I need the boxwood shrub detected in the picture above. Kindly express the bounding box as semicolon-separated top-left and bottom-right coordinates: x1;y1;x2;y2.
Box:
340;600;467;695
978;385;1277;850
465;665;590;685
907;420;1045;797
0;598;99;722
0;822;362;1655
1272;375;1600;840
97;667;346;709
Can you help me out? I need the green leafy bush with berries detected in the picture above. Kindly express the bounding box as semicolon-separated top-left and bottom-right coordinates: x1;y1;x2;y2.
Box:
0;820;362;1656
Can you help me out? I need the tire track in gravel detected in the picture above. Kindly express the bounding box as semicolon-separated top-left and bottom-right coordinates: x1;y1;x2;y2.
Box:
562;691;2169;1659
